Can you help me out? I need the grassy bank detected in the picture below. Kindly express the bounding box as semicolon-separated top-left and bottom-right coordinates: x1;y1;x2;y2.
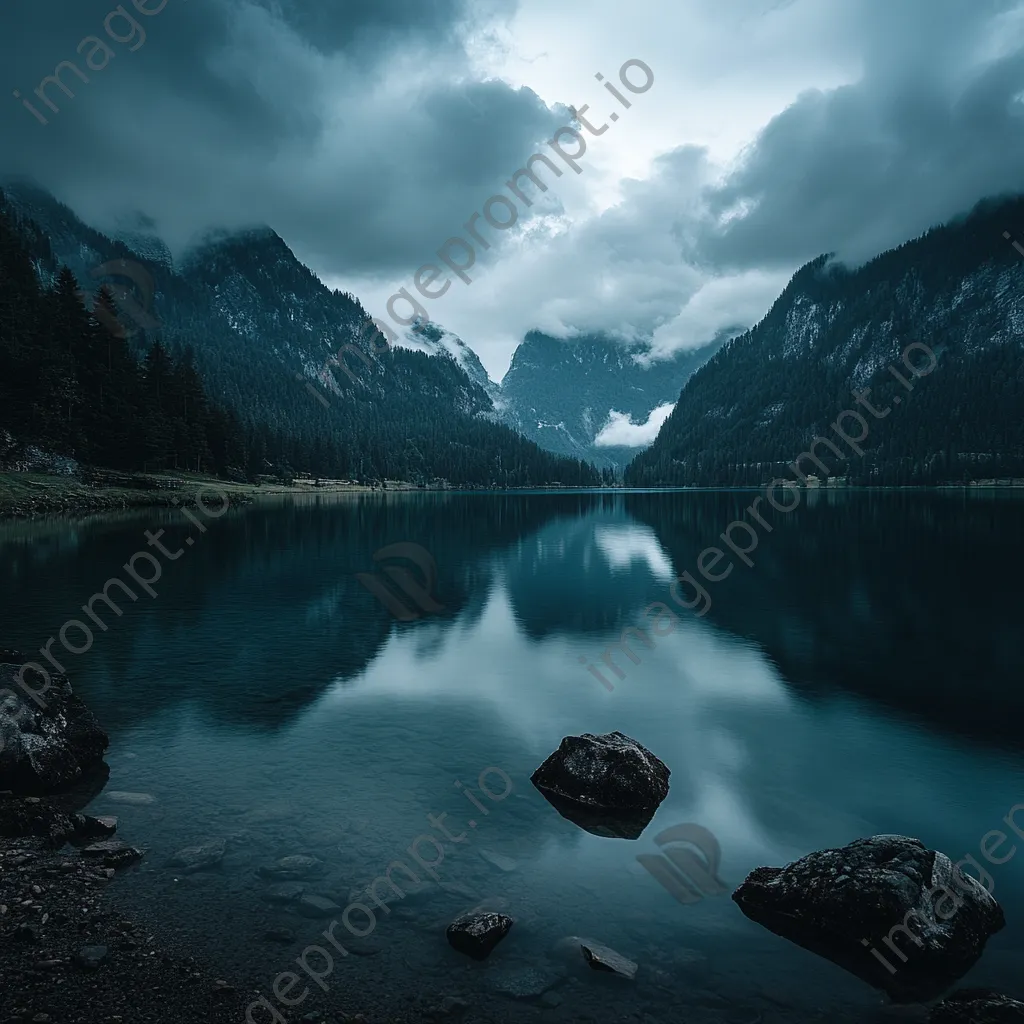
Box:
0;471;417;521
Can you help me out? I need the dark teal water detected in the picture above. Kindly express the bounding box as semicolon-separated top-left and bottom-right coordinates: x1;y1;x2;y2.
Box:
2;490;1023;1023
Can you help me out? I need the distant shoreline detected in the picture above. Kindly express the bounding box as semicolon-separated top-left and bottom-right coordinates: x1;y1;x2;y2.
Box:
0;471;404;522
2;471;1023;522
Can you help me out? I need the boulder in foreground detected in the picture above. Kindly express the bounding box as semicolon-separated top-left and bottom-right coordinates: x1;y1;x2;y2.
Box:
0;650;108;794
929;989;1024;1022
446;911;513;960
531;731;670;839
732;835;1005;1003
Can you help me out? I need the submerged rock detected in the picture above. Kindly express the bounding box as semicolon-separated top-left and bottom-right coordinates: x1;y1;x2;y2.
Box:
168;839;226;873
732;835;1005;1003
930;989;1024;1022
258;855;323;880
580;940;638;979
446;911;514;960
103;791;156;806
530;731;670;839
0;651;108;794
295;894;341;918
479;848;518;872
261;881;307;904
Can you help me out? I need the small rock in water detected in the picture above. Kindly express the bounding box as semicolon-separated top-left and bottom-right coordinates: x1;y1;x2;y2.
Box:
258;855;323;880
263;928;296;944
167;838;226;872
438;996;471;1015
262;881;307;904
580;940;638;979
74;945;109;969
929;989;1024;1022
296;894;342;918
531;731;670;839
479;848;518;872
446;911;514;960
103;791;156;805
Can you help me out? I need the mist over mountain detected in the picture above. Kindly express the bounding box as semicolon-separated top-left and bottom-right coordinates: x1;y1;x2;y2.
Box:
627;195;1024;487
399;324;728;470
494;331;729;470
0;181;602;487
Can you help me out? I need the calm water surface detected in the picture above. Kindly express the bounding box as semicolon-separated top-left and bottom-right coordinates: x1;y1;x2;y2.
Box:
2;490;1023;1023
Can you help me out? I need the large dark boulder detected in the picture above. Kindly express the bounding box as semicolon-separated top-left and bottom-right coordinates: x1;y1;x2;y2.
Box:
930;990;1024;1023
530;731;670;839
732;835;1005;1003
446;912;513;960
0;650;109;794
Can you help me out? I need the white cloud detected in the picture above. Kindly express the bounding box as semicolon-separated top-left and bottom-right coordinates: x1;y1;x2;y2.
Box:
647;269;793;359
594;402;676;448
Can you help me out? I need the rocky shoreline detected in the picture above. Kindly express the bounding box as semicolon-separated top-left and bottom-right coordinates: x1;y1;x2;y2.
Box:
0;647;252;1023
0;816;253;1024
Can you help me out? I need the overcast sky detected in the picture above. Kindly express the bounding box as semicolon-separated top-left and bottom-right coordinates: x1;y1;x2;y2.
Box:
3;0;1024;380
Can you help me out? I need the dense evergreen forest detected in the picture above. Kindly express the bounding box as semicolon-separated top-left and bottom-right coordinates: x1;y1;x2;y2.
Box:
0;195;601;487
627;196;1024;487
0;213;246;476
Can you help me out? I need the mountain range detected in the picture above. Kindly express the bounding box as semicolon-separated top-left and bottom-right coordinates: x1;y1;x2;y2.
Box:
3;180;1023;489
1;181;722;480
0;182;605;487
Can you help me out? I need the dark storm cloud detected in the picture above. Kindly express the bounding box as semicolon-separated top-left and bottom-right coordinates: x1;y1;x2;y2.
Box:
0;0;558;274
696;0;1024;269
250;0;471;57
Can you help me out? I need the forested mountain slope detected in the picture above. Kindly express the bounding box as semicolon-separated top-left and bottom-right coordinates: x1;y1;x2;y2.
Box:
627;196;1024;486
0;183;598;487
